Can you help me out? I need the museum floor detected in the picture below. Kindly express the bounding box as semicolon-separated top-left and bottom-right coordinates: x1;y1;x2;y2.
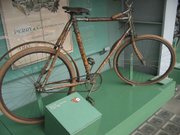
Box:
131;85;180;135
0;69;178;135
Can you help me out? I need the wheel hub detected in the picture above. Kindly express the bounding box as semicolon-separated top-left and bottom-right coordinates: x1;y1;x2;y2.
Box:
34;82;44;92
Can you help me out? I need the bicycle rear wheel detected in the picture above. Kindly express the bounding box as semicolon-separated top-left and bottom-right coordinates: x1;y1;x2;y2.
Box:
113;35;175;85
0;46;76;124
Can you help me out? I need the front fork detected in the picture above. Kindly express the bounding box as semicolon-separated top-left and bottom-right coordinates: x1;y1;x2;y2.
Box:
129;16;146;66
131;35;146;65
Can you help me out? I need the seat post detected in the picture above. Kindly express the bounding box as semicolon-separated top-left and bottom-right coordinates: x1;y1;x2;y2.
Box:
72;16;91;77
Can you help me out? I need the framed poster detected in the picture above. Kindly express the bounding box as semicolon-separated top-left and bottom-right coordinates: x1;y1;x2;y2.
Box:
0;0;72;68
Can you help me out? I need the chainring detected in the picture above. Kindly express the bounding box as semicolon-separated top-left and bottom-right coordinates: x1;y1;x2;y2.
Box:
85;73;102;92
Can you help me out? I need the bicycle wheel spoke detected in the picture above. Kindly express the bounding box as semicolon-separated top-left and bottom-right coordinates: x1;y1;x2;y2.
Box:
3;88;34;111
0;46;75;124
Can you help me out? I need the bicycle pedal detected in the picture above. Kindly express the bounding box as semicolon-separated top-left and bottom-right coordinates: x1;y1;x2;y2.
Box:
87;57;95;66
41;69;48;75
86;96;95;106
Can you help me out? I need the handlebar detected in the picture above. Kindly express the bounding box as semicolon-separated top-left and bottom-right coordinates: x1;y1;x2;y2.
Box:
111;9;130;19
125;0;132;8
111;2;133;19
111;13;124;19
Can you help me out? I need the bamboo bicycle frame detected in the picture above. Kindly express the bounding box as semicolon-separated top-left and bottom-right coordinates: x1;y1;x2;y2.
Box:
39;6;142;92
58;12;131;73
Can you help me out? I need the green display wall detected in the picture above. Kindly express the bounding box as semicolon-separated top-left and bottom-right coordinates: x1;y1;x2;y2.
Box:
0;0;121;66
0;0;122;81
0;0;166;72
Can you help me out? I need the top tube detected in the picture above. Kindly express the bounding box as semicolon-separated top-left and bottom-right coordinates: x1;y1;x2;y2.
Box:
75;8;131;22
73;1;133;22
76;16;129;22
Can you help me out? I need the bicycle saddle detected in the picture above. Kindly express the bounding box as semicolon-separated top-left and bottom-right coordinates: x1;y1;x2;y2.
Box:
62;6;90;15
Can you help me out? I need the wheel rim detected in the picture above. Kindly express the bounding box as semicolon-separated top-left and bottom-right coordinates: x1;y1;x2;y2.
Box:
114;35;175;85
0;47;75;124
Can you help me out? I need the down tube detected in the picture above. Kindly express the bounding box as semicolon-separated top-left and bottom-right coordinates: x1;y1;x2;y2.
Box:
96;28;131;73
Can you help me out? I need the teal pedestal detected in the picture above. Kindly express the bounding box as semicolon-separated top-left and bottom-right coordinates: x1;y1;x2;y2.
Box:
169;63;180;84
45;93;102;135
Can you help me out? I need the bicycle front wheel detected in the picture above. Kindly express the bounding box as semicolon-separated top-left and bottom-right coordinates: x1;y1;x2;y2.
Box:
0;46;76;124
113;35;175;85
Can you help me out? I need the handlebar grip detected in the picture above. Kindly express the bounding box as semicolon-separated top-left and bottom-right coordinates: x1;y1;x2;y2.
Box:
111;13;123;19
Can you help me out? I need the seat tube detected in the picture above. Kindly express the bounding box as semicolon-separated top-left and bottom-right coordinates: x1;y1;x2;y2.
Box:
72;17;90;76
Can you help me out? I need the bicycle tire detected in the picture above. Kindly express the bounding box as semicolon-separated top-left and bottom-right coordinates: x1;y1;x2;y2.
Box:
0;46;76;124
113;34;176;85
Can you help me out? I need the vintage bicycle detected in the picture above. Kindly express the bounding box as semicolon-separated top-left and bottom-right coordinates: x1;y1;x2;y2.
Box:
0;1;176;124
